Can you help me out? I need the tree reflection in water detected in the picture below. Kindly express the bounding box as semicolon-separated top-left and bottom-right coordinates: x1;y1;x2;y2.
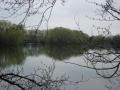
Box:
0;47;26;68
0;46;120;90
0;46;88;90
0;45;88;68
24;45;88;60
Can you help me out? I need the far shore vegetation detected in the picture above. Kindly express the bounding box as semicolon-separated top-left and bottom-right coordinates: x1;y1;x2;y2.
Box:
0;20;120;49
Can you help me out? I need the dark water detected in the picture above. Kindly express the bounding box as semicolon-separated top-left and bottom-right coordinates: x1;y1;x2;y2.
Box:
0;45;120;90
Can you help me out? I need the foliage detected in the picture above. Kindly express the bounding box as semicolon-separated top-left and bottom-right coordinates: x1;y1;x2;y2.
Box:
110;35;120;48
89;35;106;48
0;20;120;49
0;20;26;46
44;27;89;45
89;35;120;49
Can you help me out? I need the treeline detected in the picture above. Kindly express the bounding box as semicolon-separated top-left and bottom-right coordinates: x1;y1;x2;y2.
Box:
0;20;25;46
25;30;120;49
0;20;120;49
25;27;89;46
89;35;120;49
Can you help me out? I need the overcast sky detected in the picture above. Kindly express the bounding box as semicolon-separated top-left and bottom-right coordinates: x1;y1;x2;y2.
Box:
0;0;120;35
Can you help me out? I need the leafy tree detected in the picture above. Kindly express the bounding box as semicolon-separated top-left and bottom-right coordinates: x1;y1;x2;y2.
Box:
0;20;26;46
45;27;89;45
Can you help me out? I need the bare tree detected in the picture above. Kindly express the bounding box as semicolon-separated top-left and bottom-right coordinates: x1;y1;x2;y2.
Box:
0;63;68;90
0;0;65;29
88;0;120;21
64;49;120;78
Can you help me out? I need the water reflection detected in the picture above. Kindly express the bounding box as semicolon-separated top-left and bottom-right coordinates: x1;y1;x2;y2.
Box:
0;46;120;90
23;45;88;60
0;45;88;68
0;62;70;90
0;47;25;68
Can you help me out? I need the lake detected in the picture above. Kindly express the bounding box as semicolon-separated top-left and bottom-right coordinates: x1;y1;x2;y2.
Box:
0;45;120;90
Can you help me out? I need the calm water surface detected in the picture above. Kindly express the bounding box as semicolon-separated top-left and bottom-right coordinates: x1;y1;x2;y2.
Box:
0;45;120;90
